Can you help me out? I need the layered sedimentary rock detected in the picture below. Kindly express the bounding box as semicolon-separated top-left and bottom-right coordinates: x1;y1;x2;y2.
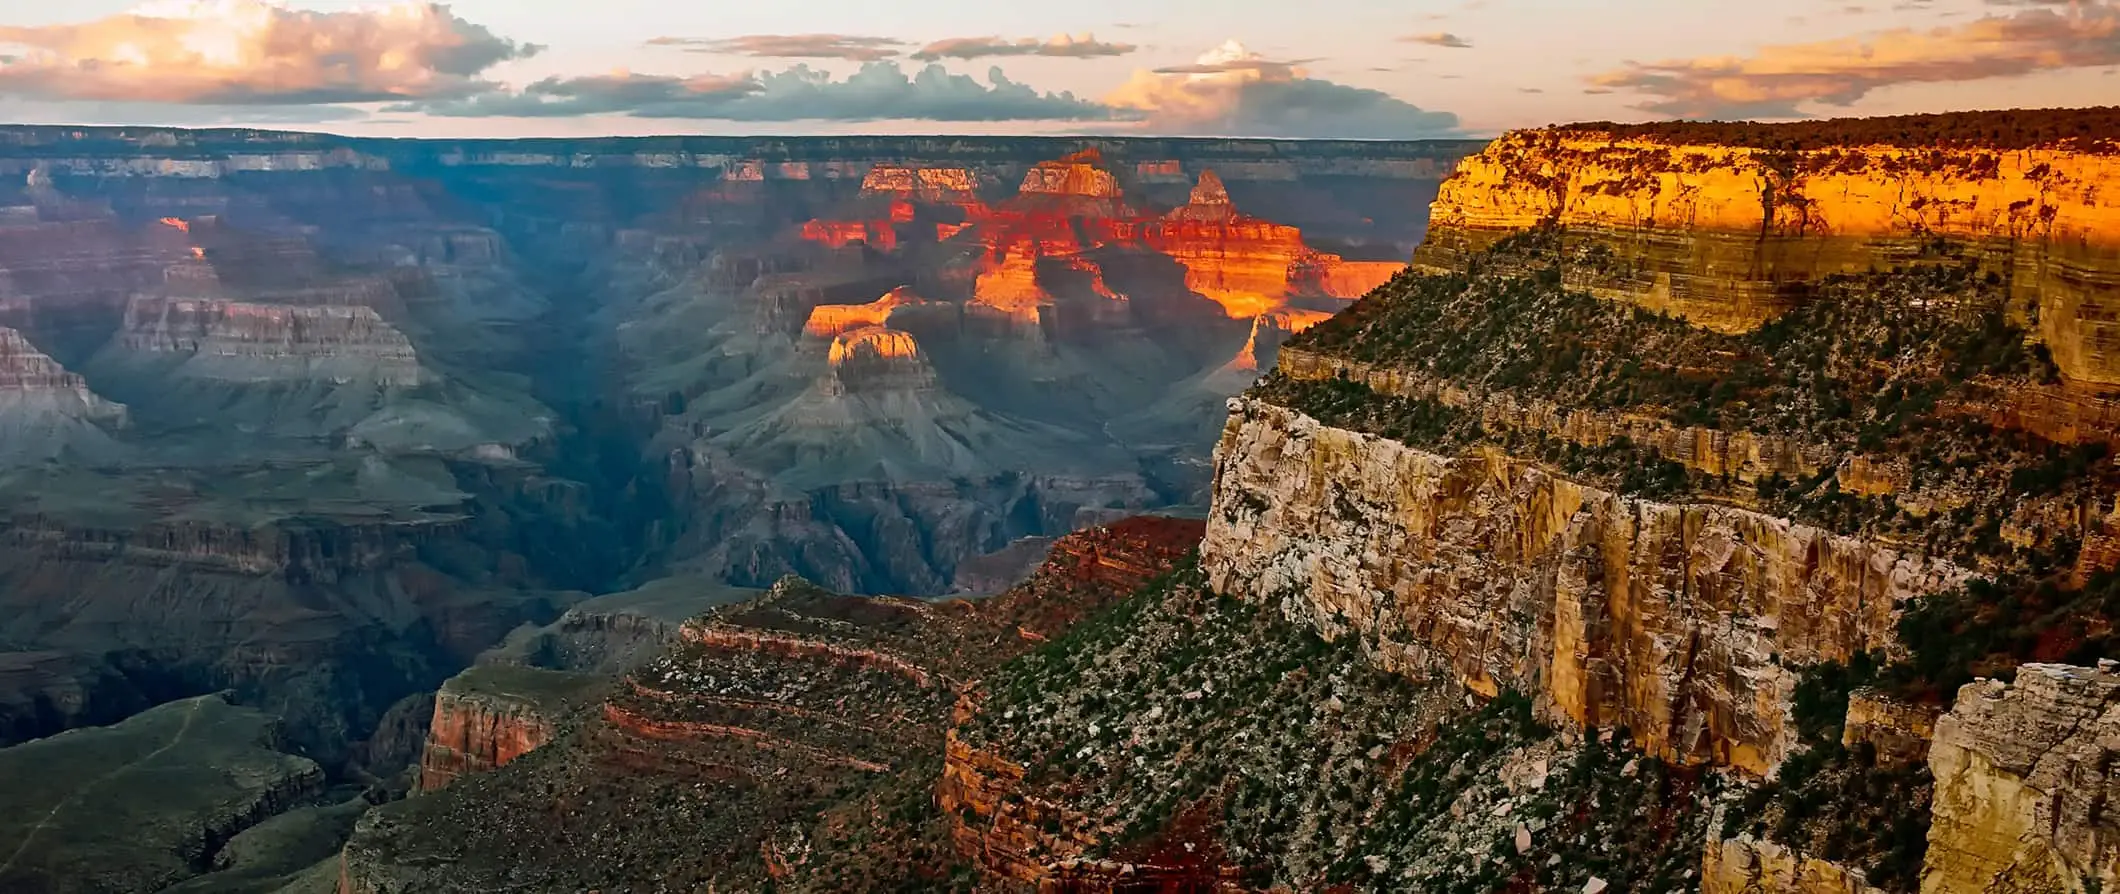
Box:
114;295;423;385
1018;149;1124;206
0;326;127;464
1203;398;1965;775
417;665;604;790
1842;690;1941;767
1413;131;2120;389
858;164;980;201
1922;663;2120;893
824;326;936;393
337;518;1202;892
1134;170;1391;317
1703;835;1886;894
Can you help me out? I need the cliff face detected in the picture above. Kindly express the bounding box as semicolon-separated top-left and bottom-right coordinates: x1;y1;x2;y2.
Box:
417;666;604;791
1413;133;2120;389
1922;664;2120;893
114;295;423;386
0;325;128;464
1203;399;1964;775
1178;111;2120;893
1704;835;1887;894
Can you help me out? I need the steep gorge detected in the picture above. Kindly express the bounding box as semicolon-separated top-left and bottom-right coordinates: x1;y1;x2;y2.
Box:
0;129;1465;893
939;109;2120;892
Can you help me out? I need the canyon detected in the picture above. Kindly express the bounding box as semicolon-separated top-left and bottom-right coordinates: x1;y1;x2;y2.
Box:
4;109;2119;893
0;128;1464;891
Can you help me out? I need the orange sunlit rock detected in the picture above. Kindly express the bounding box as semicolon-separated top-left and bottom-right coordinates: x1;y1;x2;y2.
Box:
827;326;923;367
803;286;929;339
1416;132;2120;388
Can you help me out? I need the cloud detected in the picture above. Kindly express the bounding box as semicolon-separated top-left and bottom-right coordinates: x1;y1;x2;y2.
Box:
0;0;536;105
911;33;1135;61
646;34;906;62
400;62;1113;122
1589;2;2120;118
1402;32;1474;48
1104;40;1460;138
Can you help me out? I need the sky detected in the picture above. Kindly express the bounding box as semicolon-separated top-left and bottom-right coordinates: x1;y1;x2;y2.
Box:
0;0;2112;139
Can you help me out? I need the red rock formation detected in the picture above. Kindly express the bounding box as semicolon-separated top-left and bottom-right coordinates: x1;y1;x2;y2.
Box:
1143;171;1391;317
679;622;936;688
1226;309;1332;373
797;165;987;254
417;666;604;791
824;326;937;393
802;286;929;339
419;693;553;791
799;217;900;252
1020;149;1123;202
859;164;980;203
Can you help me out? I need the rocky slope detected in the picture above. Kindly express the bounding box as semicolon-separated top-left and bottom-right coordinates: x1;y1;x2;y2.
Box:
0;127;1461;892
1163;108;2120;892
0;325;127;464
0;693;326;894
1413;119;2120;392
415;665;605;791
334;518;1202;892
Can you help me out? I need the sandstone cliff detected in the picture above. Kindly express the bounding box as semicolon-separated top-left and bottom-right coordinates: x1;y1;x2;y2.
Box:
1923;664;2120;893
416;664;604;791
1413;130;2120;390
1203;398;1963;775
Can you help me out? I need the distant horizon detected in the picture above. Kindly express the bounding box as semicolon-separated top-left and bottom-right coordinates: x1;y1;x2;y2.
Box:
2;1;2116;139
1;102;2111;146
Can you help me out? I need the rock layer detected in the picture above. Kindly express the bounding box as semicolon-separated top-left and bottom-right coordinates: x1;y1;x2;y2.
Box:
1703;834;1886;894
1202;398;1966;775
1922;663;2120;893
0;326;127;464
114;296;422;386
1414;132;2120;388
337;518;1202;892
416;665;604;791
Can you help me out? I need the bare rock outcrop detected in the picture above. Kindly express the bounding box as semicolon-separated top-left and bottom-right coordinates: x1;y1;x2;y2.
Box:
113;295;422;386
1703;834;1887;894
1922;663;2120;893
416;665;604;791
1415;132;2120;389
0;326;127;464
1203;398;1966;775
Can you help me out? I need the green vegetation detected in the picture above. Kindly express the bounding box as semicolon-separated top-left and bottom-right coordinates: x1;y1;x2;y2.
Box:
1557;106;2120;153
1723;660;1933;893
1268;230;2102;572
1328;696;1713;894
1295;229;2051;441
1887;568;2120;701
971;562;1715;890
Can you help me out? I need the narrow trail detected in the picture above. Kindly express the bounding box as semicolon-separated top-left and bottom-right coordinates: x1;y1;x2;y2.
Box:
0;698;206;876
